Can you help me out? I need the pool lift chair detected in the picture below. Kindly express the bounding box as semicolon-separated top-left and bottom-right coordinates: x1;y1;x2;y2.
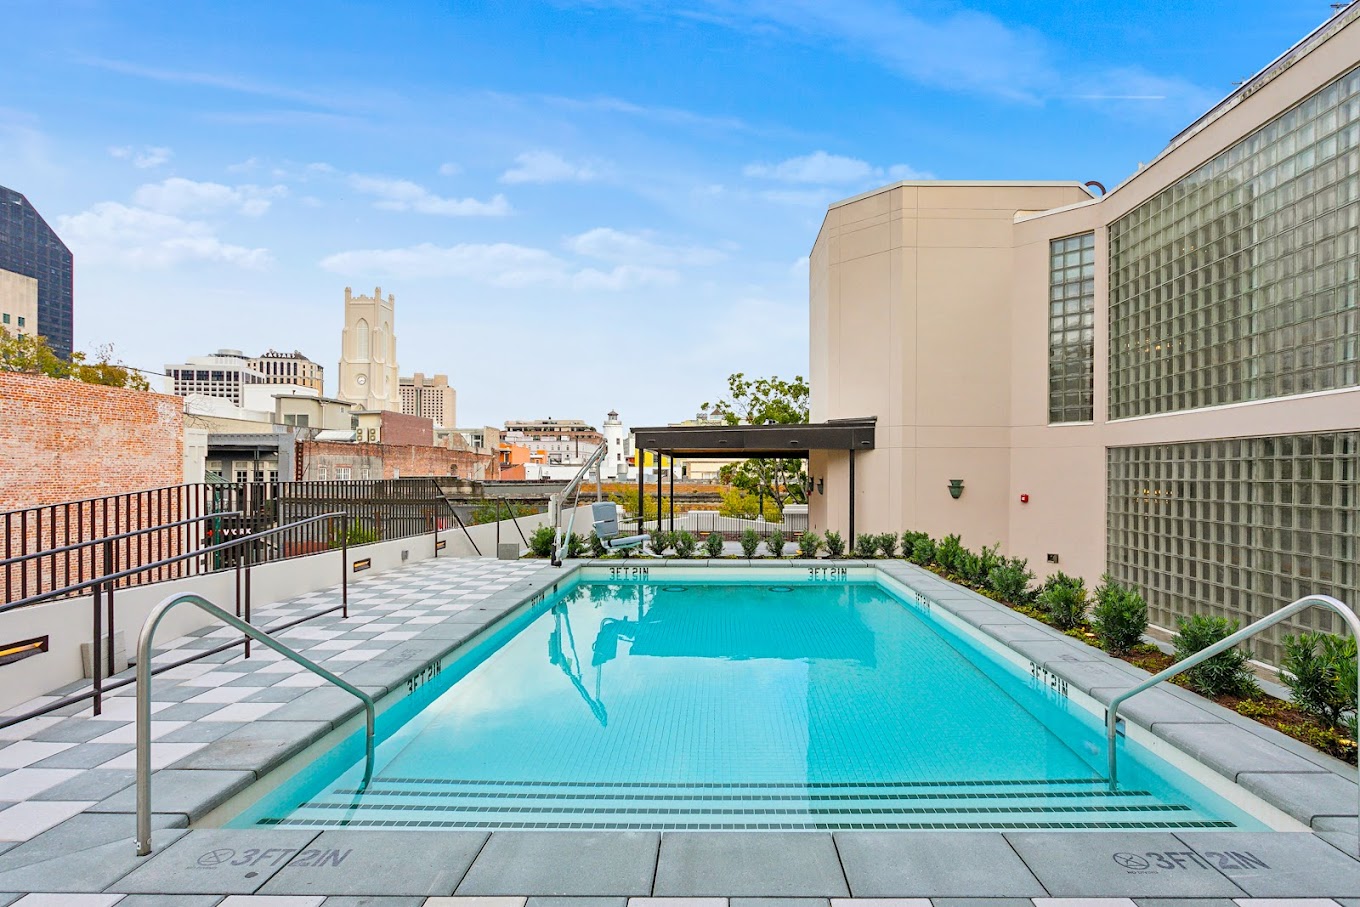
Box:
550;444;647;565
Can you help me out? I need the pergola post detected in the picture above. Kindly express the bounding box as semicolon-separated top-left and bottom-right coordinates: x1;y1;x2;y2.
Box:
848;449;856;550
636;448;644;534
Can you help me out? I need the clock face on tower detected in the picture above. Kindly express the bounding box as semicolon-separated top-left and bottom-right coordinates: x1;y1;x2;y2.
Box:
356;374;367;386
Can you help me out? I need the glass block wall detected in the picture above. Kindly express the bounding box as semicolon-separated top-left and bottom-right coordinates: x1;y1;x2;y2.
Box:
1048;233;1096;423
1107;434;1359;665
1107;66;1360;420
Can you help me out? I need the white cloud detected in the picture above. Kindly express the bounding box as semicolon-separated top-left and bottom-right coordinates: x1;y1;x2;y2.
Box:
500;150;598;185
132;177;286;217
56;202;270;269
319;241;674;290
745;150;932;186
566;227;725;267
438;161;462;176
348;174;511;216
745;151;875;184
109;145;173;168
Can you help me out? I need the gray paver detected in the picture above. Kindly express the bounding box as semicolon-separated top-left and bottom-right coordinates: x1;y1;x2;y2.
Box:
242;685;313;703
109;895;225;906
930;900;1035;907
0;815;188;892
1174;831;1360;897
729;900;830;907
152;702;239;720
1236;771;1359;826
1089;686;1225;728
109;827;321;894
26;717;123;743
90;768;255;820
29;743;131;769
654;832;848;897
158;721;248;743
1006;638;1106;666
457;831;658;896
29;768;133;802
320;898;428;906
1004;832;1245;897
833;832;1045;898
1132;900;1239;907
1312;816;1358;858
260;829;488;896
1029;658;1146;696
1153;723;1332;780
0;811;184;873
258;686;382;726
0;895;19;907
169;720;331;775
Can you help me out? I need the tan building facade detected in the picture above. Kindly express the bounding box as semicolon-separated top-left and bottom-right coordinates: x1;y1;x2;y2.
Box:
249;349;325;392
338;286;400;412
400;372;457;427
0;268;37;338
809;9;1360;663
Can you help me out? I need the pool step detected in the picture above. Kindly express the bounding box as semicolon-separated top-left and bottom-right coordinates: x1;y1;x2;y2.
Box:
256;777;1237;831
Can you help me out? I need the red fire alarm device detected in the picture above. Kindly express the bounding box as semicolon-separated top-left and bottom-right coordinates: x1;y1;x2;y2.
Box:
1020;494;1030;503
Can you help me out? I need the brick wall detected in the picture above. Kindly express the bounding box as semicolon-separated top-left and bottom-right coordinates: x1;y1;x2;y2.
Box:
299;440;497;481
0;372;185;512
379;411;433;447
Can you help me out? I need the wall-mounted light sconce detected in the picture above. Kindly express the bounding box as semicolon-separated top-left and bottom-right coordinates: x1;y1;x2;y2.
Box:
816;477;824;495
948;479;965;500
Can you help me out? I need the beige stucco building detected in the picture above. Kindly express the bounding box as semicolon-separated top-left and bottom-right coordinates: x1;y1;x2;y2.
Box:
0;268;37;338
249;349;325;392
809;8;1360;663
338;286;400;412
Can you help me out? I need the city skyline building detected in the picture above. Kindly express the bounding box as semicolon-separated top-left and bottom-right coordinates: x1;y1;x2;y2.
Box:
0;185;73;359
338;286;400;412
400;372;457;427
165;349;267;406
249;349;325;392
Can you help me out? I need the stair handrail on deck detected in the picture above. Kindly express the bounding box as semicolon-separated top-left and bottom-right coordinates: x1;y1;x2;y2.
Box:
1105;593;1359;855
135;591;376;856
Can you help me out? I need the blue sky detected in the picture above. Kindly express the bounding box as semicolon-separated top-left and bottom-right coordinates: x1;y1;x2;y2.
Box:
0;0;1334;427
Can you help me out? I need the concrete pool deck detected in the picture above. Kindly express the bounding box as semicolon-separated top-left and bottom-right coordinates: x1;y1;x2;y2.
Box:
0;555;1355;902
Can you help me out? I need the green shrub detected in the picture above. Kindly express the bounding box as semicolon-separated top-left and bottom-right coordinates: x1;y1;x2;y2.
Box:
987;556;1034;605
853;533;878;559
976;544;1002;583
565;532;587;559
1281;632;1358;730
909;535;936;566
1090;574;1149;655
648;530;672;556
824;530;845;558
704;532;724;558
739;528;761;558
766;529;787;558
333;519;379;547
1036;572;1087;630
588;530;608;558
798;531;823;558
935;534;965;574
672;529;698;559
901;530;927;557
528;525;556;558
877;533;899;558
1173;614;1259;698
1338;653;1358;741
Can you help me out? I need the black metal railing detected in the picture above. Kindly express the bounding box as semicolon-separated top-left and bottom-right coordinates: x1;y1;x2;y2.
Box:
0;511;352;726
1;478;479;606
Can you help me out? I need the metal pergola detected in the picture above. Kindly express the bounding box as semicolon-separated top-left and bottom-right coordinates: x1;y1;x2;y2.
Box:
630;417;876;543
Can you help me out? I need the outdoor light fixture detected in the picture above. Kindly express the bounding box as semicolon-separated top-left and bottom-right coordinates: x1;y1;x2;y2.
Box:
816;478;824;495
948;479;965;499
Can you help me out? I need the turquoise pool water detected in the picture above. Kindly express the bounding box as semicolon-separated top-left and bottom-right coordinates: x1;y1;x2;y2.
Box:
233;576;1267;830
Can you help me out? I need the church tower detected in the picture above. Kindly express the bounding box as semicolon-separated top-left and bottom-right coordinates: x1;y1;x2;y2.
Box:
338;286;400;412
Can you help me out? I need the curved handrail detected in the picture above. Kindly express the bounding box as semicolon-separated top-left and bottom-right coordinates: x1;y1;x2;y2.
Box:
135;592;375;856
1105;594;1358;854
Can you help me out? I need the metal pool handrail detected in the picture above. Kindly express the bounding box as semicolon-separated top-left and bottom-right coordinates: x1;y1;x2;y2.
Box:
135;592;375;857
1104;593;1359;855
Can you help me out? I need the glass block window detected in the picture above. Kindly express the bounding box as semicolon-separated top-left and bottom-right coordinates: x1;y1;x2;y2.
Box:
1049;232;1096;422
1108;65;1360;419
1107;434;1359;666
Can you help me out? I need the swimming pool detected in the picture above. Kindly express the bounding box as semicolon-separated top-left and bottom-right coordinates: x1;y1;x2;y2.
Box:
231;568;1272;831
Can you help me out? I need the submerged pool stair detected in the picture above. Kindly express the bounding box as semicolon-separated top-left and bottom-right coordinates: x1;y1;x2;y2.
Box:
257;776;1238;831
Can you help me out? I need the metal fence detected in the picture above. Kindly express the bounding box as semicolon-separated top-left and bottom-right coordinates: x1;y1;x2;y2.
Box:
687;511;788;539
1;478;456;606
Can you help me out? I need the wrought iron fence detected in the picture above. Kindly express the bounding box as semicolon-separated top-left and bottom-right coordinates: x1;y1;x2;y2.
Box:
1;478;456;606
687;511;788;539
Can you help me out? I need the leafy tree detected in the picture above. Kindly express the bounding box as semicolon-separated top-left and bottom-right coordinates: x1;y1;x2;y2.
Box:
716;487;782;521
1;331;150;391
703;372;810;515
470;501;540;525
